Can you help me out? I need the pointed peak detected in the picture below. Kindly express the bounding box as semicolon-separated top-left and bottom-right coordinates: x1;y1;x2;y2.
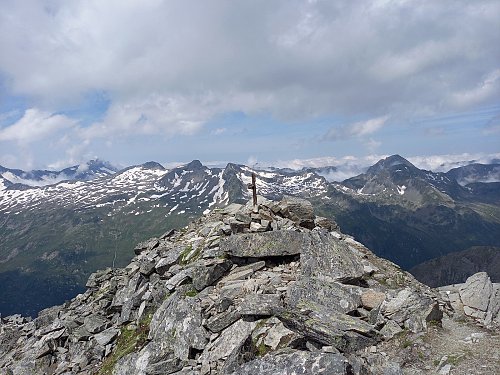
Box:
140;161;165;171
185;160;204;170
368;155;415;174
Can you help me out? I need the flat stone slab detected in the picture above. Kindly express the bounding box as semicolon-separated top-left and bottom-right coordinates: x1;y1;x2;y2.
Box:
220;230;308;258
238;294;283;316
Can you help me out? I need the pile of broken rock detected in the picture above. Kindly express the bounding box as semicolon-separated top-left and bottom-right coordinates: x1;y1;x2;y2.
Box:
2;197;450;375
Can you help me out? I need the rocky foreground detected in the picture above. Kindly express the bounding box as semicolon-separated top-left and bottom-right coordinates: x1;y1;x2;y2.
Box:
0;197;499;374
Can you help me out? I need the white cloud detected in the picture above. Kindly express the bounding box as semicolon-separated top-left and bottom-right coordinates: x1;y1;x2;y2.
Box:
408;152;500;172
0;108;76;143
450;69;500;108
0;0;499;123
324;116;389;141
79;94;205;140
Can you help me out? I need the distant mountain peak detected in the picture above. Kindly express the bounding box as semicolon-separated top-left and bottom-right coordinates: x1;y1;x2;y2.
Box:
140;161;165;171
367;154;416;174
185;160;204;170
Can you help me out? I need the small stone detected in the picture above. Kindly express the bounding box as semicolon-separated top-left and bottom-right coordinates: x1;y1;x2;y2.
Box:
94;328;119;346
438;364;452;375
83;315;108;334
361;290;386;310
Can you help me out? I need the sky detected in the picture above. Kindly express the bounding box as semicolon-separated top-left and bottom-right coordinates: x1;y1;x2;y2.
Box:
0;0;499;171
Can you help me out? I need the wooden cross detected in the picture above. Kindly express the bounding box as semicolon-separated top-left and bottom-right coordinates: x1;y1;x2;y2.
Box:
247;173;257;206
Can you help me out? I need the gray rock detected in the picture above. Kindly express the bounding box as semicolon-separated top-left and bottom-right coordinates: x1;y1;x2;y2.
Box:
279;197;315;229
165;269;192;291
191;259;232;291
459;272;493;312
382;288;442;332
235;212;252;224
83;314;108;334
262;322;297;350
279;302;380;352
34;305;61;330
222;203;244;215
288;277;360;314
238;294;284;316
301;230;365;282
149;288;208;361
380;319;403;339
250;222;267;232
94;328;119;346
200;319;257;364
70;326;91;342
120;283;148;324
111;272;146;309
229;218;251;234
361;290;386;310
117;289;208;374
221;230;308;258
134;238;159;255
160;229;176;239
139;258;156;276
229;350;350;375
86;268;113;289
205;310;242;333
156;246;185;275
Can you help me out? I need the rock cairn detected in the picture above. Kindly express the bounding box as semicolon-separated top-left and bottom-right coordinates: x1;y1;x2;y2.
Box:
1;196;446;375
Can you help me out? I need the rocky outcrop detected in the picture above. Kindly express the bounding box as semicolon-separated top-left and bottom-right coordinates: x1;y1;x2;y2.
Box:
0;196;444;375
438;272;500;327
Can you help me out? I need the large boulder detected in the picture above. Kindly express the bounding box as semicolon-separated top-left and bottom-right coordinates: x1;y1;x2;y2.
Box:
279;302;380;352
278;197;315;229
439;272;500;326
287;277;361;314
300;230;365;282
458;272;499;325
381;288;442;332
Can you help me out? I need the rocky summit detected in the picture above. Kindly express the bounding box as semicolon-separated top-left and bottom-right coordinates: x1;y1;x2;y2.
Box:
1;197;499;374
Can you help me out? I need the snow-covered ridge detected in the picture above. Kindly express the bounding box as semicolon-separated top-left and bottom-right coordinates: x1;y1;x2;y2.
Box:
1;157;497;219
0;159;119;187
0;161;329;221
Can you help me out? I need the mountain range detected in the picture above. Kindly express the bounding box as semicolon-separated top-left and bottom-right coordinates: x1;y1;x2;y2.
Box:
1;155;499;316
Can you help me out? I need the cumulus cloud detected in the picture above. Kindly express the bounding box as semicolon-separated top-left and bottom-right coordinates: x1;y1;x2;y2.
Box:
79;94;206;140
0;0;499;126
0;108;76;142
323;115;389;141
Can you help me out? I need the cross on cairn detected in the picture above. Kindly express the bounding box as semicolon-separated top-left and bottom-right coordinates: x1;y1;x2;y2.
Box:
247;173;257;206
